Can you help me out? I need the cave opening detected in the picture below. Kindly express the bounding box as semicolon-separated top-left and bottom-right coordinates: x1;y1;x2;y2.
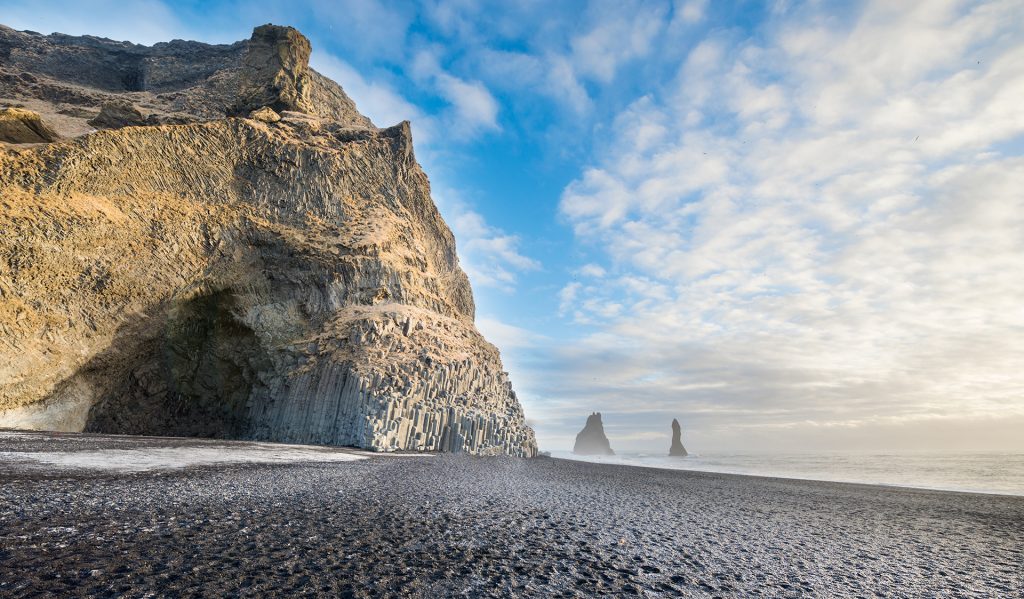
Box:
85;289;272;438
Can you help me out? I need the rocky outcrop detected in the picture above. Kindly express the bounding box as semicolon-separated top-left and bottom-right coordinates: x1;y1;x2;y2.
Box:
88;100;146;128
0;107;59;143
573;412;614;456
0;23;372;136
0;24;537;457
249;106;281;123
233;24;312;116
669;418;687;457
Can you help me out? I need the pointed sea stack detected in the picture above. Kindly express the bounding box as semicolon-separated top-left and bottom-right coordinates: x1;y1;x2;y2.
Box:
573;412;614;455
669;418;688;457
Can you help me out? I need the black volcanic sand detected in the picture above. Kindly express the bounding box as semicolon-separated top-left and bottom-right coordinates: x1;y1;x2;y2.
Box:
2;433;1022;597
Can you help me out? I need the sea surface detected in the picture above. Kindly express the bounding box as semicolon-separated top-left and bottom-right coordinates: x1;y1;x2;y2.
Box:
553;450;1024;496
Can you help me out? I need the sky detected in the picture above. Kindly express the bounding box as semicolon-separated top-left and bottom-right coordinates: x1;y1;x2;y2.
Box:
4;0;1023;453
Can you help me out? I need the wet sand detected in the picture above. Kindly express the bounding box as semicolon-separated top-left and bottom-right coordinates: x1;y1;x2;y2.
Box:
1;431;1022;597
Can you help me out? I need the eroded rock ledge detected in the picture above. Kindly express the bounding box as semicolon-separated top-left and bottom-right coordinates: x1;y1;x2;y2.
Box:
0;24;537;457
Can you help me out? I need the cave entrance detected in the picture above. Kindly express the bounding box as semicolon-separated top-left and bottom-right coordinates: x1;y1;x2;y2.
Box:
85;289;271;438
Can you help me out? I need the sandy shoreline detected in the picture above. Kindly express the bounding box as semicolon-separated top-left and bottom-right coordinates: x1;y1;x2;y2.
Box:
2;432;1022;597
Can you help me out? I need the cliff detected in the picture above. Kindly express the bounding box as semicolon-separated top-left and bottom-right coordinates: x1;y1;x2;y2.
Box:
573;412;614;456
0;24;537;457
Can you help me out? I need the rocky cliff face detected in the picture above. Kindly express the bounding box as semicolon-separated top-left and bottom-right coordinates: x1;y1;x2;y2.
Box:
573;412;614;456
0;24;537;457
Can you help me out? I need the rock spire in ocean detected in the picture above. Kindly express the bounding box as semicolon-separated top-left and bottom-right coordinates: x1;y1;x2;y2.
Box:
573;412;614;455
0;23;536;457
669;418;688;457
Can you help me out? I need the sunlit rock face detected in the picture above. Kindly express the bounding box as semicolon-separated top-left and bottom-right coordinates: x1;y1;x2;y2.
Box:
0;107;59;143
669;418;687;457
573;412;614;456
0;24;537;457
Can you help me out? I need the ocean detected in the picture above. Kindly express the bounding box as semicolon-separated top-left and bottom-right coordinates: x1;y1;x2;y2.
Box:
552;450;1024;496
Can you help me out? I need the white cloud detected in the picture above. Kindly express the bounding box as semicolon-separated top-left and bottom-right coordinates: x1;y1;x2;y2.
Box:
411;49;501;139
558;282;582;316
570;2;669;83
310;51;431;134
434;196;539;292
434;73;500;132
473;49;592;116
549;0;1024;451
546;55;593;115
476;316;546;350
674;0;708;25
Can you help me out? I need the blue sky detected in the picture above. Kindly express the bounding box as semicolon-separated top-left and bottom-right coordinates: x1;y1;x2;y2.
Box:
5;0;1024;452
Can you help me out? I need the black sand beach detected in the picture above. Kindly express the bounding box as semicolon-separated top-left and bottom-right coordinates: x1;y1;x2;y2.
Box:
1;431;1022;597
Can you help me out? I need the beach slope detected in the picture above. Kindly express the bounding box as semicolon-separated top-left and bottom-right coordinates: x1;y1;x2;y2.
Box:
1;431;1021;597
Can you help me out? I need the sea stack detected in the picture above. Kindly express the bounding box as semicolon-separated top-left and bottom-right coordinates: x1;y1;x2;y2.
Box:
669;418;688;457
0;24;537;457
573;412;614;455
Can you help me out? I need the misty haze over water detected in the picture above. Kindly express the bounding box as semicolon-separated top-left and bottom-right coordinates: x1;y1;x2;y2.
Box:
555;450;1024;496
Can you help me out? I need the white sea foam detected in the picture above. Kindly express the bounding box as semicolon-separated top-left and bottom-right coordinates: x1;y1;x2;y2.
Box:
0;442;376;472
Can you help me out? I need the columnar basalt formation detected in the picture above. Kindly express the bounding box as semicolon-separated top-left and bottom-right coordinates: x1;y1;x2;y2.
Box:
0;24;537;457
573;412;614;456
669;418;687;457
